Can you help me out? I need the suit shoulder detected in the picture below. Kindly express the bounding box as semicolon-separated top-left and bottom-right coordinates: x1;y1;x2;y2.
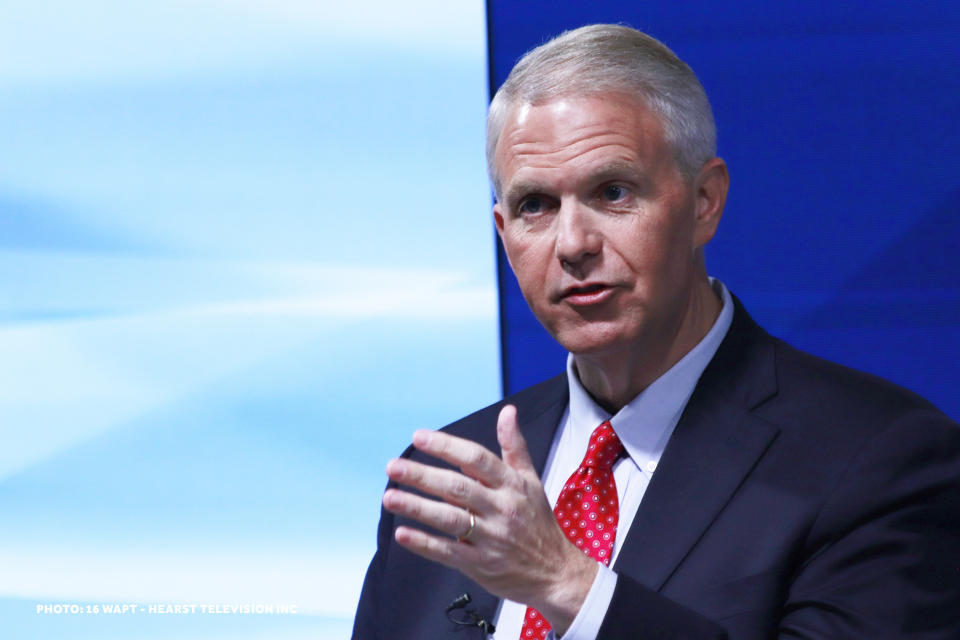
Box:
766;336;957;435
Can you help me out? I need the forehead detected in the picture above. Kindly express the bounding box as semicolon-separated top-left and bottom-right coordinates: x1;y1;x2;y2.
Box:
494;93;670;193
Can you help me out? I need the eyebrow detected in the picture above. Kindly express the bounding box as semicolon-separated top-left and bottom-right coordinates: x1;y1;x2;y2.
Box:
590;160;643;183
502;161;644;208
502;180;546;210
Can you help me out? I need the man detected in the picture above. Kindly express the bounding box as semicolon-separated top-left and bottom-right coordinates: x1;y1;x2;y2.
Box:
352;24;960;639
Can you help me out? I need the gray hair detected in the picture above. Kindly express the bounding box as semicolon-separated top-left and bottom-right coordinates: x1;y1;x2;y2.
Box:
486;24;716;199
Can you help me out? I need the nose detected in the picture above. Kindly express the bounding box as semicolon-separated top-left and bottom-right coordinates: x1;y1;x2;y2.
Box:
555;199;602;270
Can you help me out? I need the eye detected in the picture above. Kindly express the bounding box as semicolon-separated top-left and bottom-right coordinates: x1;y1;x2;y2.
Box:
518;197;547;215
602;185;627;202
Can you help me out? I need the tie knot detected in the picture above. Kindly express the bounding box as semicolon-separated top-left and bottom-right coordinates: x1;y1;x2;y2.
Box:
581;421;623;469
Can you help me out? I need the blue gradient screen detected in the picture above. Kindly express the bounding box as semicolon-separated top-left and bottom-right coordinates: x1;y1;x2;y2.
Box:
0;2;498;638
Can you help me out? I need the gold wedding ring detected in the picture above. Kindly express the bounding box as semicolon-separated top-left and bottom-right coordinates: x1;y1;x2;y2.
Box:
458;512;476;542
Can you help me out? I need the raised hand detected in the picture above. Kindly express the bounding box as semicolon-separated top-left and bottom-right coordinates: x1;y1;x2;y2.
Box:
382;404;598;634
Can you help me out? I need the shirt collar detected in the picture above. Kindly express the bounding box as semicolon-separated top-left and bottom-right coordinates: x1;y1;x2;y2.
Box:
565;279;734;469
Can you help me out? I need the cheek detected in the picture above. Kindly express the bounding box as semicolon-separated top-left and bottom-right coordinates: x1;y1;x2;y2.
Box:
504;229;551;270
622;209;696;268
504;237;555;298
512;252;547;293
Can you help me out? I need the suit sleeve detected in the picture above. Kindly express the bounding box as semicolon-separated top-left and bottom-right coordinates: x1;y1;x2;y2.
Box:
353;445;416;640
351;490;395;640
776;410;960;638
595;409;960;639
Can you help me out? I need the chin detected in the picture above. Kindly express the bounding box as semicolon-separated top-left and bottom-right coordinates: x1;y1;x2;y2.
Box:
552;326;637;358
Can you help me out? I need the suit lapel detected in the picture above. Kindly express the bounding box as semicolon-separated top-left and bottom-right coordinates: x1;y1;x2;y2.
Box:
519;375;570;475
614;385;779;589
614;300;781;590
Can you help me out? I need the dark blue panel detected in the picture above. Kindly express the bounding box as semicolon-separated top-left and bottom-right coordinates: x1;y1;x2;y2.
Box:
487;0;960;418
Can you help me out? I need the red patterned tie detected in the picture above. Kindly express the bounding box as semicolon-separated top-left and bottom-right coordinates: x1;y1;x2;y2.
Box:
519;421;624;639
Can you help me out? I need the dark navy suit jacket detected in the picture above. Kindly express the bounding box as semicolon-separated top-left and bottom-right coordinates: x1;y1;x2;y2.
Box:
353;302;960;639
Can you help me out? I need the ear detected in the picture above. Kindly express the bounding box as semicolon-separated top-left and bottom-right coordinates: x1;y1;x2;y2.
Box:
692;157;729;249
493;202;505;234
493;203;519;272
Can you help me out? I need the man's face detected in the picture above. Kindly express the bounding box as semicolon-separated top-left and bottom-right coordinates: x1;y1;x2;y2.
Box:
493;93;717;358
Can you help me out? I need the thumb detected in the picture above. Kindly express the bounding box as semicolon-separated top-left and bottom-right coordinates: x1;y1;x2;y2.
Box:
497;404;535;472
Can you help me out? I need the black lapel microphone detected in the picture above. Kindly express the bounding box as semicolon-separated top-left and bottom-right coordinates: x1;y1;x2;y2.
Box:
445;592;496;635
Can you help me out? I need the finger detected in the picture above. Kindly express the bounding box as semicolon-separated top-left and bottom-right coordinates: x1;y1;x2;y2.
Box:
393;525;480;570
386;458;492;510
497;404;536;472
383;488;477;539
412;430;506;488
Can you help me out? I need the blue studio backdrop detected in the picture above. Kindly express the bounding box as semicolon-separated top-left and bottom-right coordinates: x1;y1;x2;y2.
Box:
487;1;960;420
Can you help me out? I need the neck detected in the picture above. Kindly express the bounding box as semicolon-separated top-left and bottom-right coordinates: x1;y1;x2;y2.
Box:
573;278;721;413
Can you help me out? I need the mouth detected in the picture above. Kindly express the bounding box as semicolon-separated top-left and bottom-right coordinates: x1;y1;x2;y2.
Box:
559;283;616;306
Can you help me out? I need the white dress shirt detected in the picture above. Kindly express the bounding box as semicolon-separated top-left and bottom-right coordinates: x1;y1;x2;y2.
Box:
492;279;733;640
